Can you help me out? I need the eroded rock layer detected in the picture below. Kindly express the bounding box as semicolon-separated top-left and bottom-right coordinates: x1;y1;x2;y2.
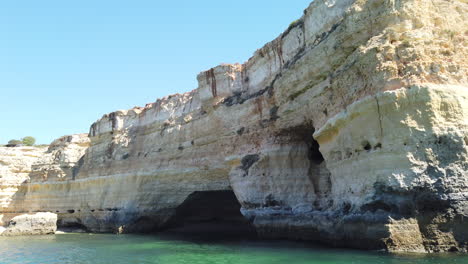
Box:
0;0;467;252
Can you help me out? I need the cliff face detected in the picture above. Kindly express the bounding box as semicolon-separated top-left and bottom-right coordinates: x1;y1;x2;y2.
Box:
0;135;89;230
0;0;467;253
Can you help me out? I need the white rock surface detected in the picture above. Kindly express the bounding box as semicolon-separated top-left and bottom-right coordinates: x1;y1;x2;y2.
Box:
0;0;466;252
1;212;57;236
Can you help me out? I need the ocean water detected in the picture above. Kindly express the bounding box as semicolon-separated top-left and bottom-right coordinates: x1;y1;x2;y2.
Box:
0;233;466;264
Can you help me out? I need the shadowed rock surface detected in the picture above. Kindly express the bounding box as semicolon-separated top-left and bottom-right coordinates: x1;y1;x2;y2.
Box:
0;0;467;253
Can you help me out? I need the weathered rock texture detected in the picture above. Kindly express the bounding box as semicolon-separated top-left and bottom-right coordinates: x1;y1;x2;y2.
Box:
0;212;57;236
0;135;89;233
0;0;467;253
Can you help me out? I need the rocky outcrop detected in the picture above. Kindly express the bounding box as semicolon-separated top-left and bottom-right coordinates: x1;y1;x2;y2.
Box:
0;0;466;253
0;212;57;236
0;135;89;229
1;146;47;227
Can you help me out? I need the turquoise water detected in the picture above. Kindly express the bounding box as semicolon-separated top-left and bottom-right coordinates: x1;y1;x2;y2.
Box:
0;234;466;264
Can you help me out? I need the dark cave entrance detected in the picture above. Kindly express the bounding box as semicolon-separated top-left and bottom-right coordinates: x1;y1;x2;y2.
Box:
285;124;332;209
57;219;88;233
162;190;257;240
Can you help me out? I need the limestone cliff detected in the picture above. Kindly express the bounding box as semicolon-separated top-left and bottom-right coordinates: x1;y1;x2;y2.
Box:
0;0;467;253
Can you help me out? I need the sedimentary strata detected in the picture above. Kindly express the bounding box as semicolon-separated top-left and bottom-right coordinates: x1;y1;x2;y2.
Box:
1;0;467;253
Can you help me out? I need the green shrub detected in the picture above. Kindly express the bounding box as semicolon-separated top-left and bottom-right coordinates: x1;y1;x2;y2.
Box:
289;19;300;28
8;139;22;145
22;136;36;146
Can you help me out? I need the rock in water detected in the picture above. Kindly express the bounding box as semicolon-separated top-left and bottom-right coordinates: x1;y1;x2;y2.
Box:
0;0;467;253
1;213;57;236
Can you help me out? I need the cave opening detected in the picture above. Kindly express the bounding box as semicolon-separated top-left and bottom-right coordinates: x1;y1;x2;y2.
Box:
162;190;257;240
286;124;331;209
307;129;331;209
57;219;88;233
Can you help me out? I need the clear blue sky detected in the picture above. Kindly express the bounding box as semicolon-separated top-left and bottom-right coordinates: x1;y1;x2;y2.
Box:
0;0;312;144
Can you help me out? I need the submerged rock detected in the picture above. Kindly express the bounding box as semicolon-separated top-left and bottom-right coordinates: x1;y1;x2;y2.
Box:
0;0;467;253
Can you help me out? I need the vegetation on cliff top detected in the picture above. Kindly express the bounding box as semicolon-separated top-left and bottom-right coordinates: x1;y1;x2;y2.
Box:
5;136;36;147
